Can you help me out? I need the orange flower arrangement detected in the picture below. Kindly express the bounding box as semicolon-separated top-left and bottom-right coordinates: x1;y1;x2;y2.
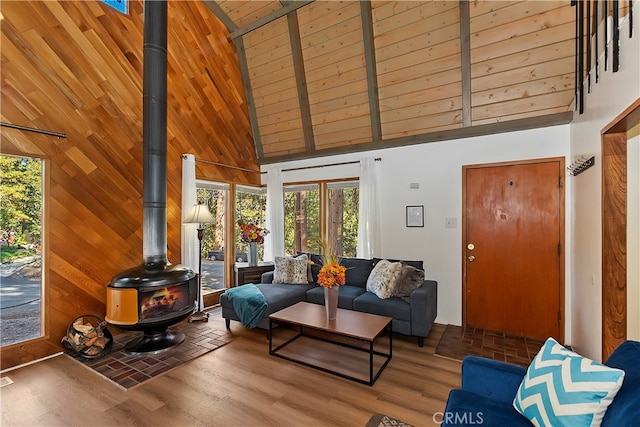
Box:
238;221;269;244
316;242;346;288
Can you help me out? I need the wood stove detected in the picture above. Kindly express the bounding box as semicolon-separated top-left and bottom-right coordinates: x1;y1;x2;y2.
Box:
105;0;197;354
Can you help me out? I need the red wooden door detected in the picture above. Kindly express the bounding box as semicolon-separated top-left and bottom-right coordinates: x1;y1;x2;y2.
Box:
463;160;564;341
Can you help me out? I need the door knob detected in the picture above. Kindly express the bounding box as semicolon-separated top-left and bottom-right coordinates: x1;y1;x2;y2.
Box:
467;255;476;262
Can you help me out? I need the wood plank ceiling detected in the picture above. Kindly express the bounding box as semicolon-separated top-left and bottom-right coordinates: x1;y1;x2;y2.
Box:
206;0;576;163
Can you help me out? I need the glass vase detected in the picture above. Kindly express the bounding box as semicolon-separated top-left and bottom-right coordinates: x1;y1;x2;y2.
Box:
247;242;258;266
324;286;339;320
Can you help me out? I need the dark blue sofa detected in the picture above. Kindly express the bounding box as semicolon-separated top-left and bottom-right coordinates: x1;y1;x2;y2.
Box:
220;255;438;346
442;340;640;426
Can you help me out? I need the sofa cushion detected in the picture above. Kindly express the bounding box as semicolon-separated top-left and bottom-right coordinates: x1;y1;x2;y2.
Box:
443;389;531;426
513;337;625;427
340;257;375;288
366;259;402;299
273;254;308;284
390;263;425;301
602;341;640;426
305;285;365;309
374;257;423;271
352;292;410;321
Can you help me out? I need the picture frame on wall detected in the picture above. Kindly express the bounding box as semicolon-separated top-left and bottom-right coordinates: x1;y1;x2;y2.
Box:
406;205;424;227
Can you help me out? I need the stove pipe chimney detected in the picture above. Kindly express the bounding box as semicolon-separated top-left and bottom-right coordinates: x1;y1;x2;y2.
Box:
143;0;168;270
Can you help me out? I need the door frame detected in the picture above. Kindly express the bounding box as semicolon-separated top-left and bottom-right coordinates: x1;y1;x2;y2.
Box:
601;98;640;360
461;157;566;342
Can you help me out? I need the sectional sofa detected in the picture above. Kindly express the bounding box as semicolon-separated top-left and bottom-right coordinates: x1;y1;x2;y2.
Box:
220;254;438;346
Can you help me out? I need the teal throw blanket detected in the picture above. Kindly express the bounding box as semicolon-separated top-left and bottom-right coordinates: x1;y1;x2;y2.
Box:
225;284;267;329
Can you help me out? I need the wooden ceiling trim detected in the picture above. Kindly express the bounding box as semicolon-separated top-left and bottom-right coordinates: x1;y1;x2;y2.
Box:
229;1;314;40
361;0;382;142
257;111;573;165
460;0;472;127
288;12;315;153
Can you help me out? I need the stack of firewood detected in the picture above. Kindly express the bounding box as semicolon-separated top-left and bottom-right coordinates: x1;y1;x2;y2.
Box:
61;316;111;357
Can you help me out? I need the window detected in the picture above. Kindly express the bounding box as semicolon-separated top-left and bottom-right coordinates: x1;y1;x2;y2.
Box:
283;181;359;257
236;185;267;260
0;154;44;346
195;180;228;294
327;181;359;257
284;184;320;255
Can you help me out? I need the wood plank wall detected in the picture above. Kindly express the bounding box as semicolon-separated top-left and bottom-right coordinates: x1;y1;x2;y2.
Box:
0;0;256;369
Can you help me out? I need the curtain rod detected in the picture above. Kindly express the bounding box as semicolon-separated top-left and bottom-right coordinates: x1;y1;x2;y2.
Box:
281;157;381;173
193;156;382;174
194;157;265;174
1;122;67;139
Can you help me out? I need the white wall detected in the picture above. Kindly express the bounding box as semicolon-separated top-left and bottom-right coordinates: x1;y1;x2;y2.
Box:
263;125;572;332
570;5;640;361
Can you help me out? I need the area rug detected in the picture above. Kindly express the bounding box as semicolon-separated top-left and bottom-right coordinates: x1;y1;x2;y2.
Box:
66;313;236;390
434;324;543;367
366;413;413;427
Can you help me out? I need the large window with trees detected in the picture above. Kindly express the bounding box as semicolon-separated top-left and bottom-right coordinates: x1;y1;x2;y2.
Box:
284;184;320;255
327;181;359;257
1;154;44;346
195;181;228;295
284;180;359;257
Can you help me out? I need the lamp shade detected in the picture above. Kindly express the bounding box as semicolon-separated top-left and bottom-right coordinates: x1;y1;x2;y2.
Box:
184;203;215;226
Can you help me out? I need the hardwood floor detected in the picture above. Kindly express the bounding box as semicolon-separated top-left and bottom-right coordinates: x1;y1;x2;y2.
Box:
1;311;461;427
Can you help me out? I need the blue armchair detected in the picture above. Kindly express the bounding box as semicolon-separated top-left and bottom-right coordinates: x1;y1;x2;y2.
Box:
442;340;640;426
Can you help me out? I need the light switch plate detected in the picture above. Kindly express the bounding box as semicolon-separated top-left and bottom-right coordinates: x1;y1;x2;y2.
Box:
445;218;457;228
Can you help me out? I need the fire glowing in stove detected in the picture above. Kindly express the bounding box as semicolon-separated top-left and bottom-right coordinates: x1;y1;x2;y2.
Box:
140;283;189;320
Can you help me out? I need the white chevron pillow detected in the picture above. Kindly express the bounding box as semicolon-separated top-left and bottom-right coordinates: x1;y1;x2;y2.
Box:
513;337;625;427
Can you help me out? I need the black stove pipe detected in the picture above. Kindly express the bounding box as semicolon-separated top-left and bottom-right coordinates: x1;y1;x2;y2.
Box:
142;0;168;270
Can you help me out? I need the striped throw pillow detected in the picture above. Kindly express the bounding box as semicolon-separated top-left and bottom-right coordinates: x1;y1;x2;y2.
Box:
513;337;625;427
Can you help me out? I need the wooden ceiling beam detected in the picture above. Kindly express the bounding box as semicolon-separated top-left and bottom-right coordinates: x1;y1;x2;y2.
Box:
229;1;314;40
202;0;237;32
256;111;574;165
460;0;472;127
234;37;263;159
360;1;382;141
288;12;315;153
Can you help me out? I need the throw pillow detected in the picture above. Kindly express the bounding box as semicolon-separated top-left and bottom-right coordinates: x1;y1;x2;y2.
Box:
366;259;402;299
272;254;309;284
513;337;625;427
390;263;425;301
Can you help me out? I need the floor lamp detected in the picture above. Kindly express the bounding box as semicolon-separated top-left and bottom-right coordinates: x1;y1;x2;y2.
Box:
184;202;216;322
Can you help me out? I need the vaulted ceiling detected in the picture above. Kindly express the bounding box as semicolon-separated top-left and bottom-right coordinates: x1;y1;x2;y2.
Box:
205;0;576;164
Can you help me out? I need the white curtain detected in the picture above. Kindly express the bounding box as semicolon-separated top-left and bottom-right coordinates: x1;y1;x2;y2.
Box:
357;157;382;258
181;154;200;307
264;167;285;261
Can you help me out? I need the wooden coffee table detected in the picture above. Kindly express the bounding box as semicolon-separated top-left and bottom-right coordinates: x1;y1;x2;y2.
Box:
268;302;392;386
